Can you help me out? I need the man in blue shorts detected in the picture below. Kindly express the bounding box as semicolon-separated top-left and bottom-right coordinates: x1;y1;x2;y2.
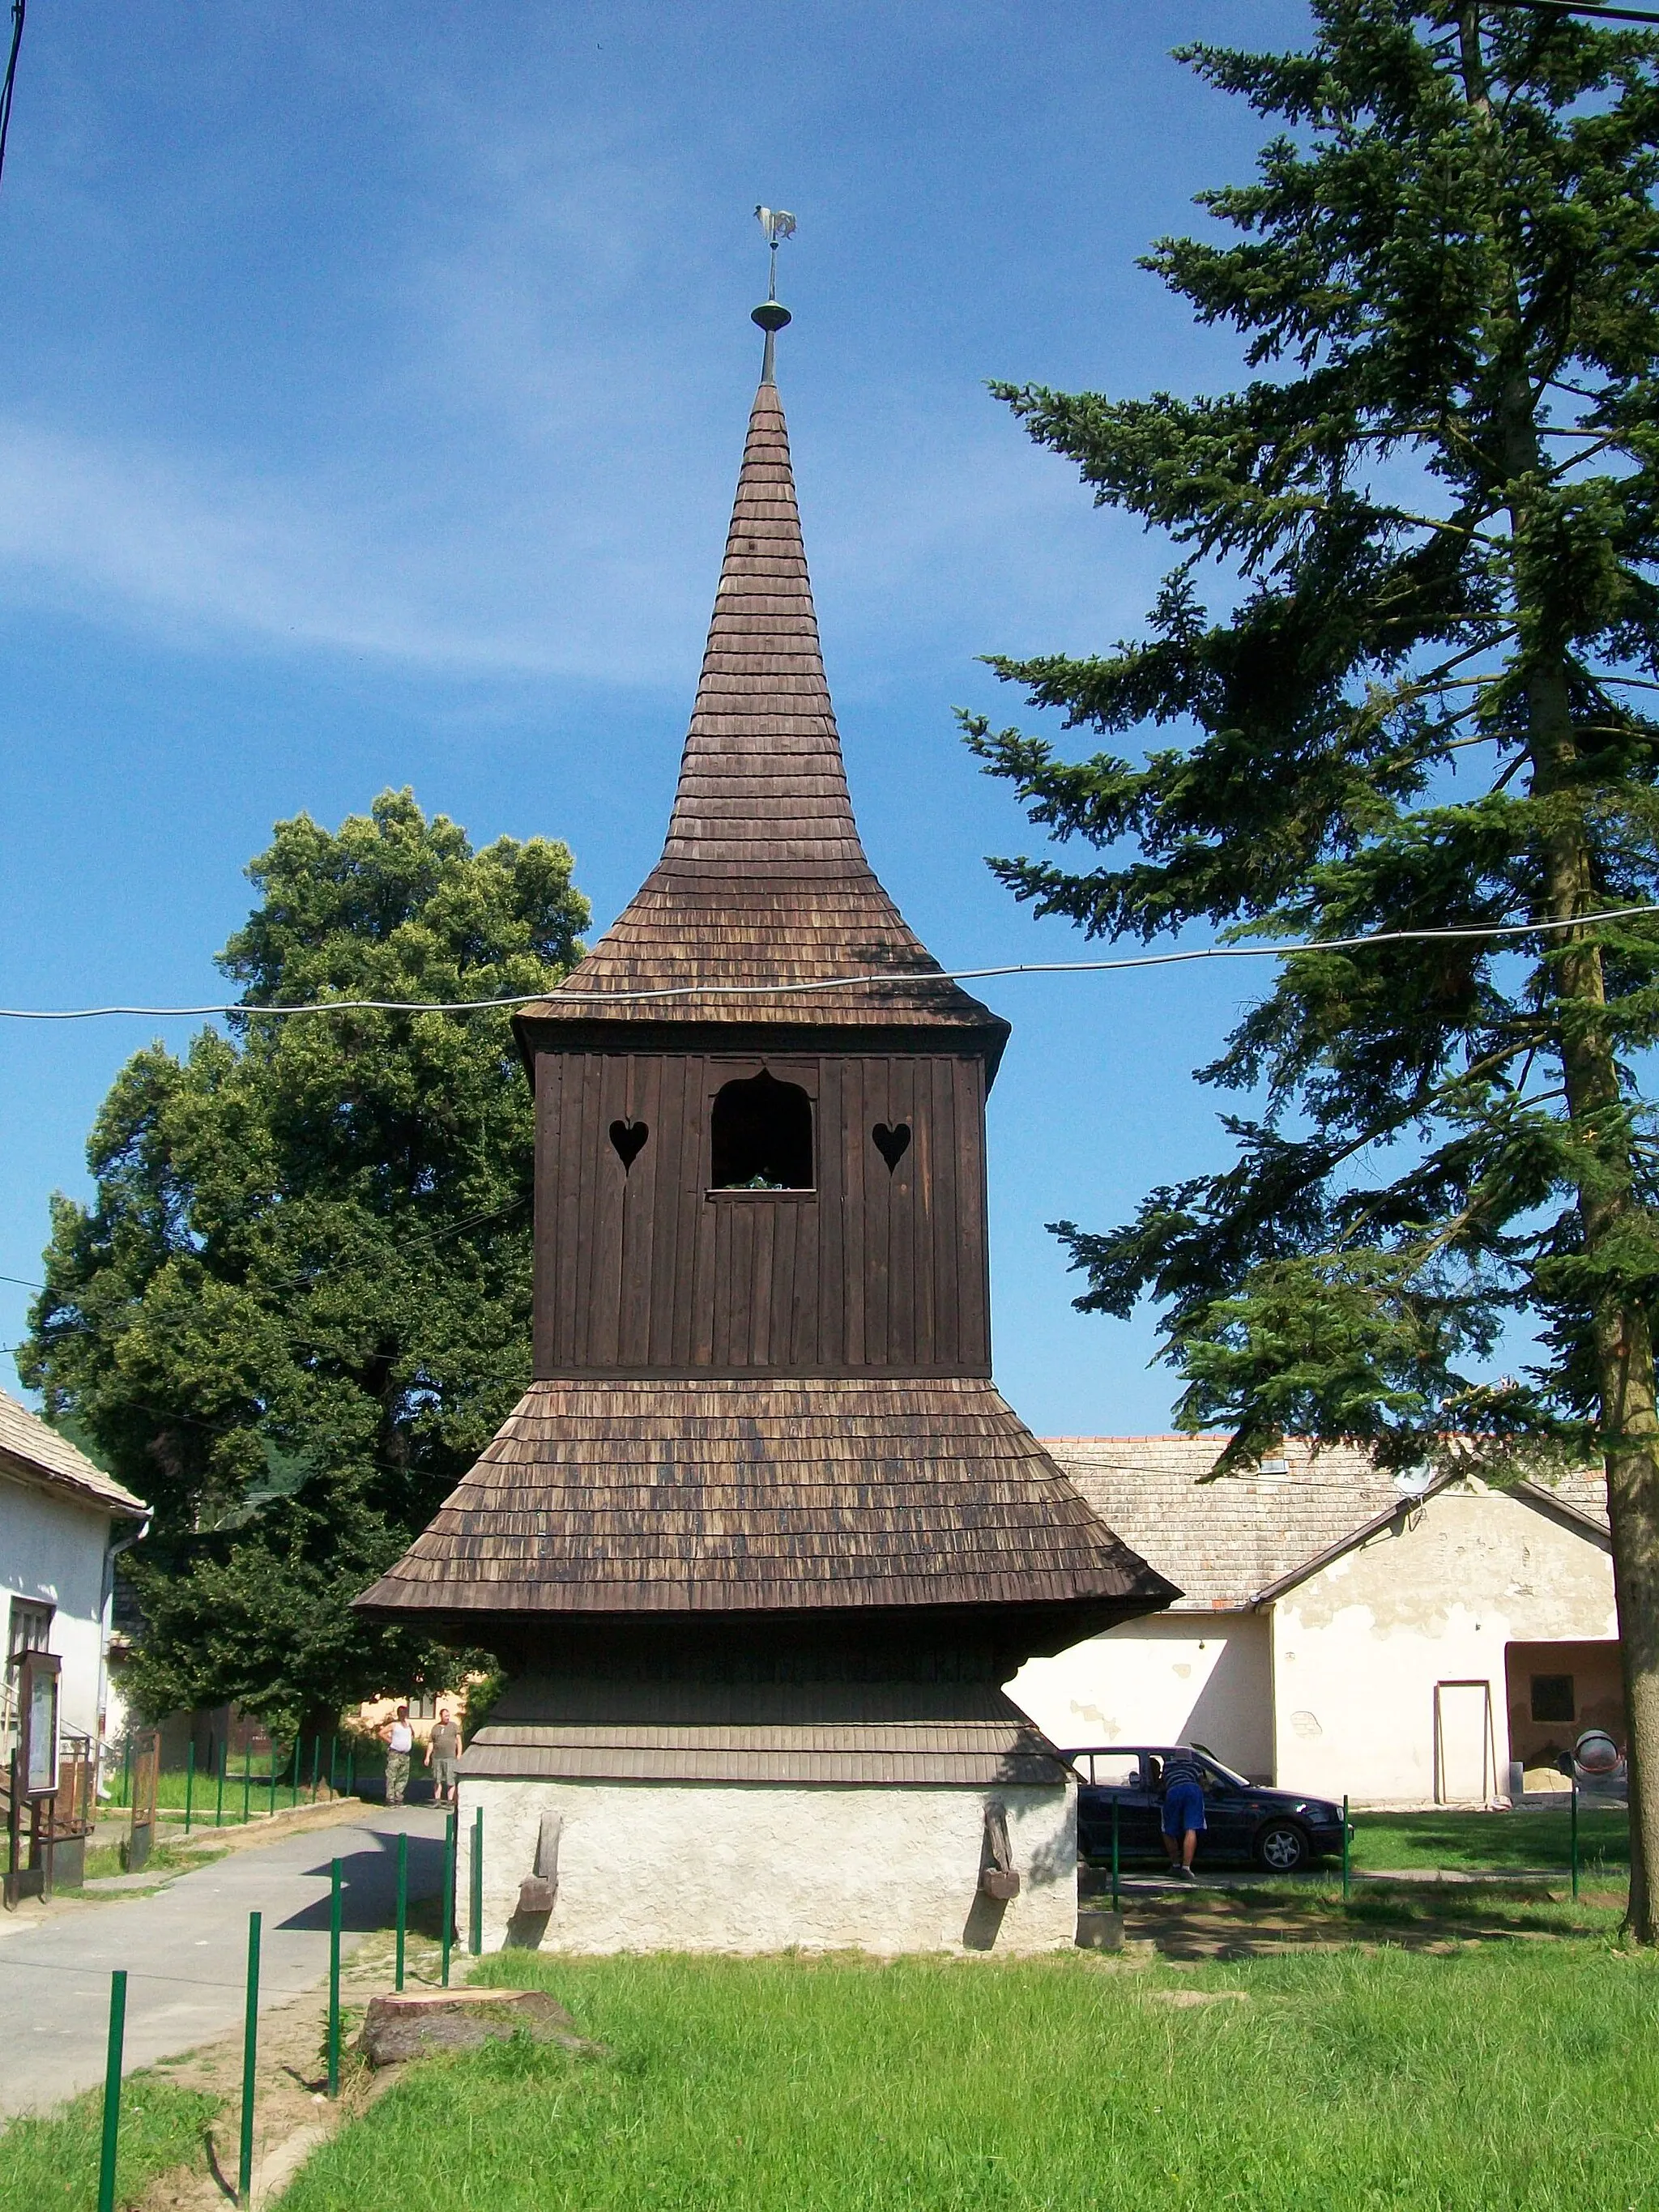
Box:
1159;1751;1207;1880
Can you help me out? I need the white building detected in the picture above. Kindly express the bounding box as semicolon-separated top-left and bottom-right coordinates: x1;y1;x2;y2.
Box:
1;1388;149;1769
1009;1437;1619;1805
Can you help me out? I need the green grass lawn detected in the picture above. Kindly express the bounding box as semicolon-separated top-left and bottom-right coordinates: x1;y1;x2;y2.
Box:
1350;1805;1628;1875
0;2078;218;2212
279;1946;1659;2212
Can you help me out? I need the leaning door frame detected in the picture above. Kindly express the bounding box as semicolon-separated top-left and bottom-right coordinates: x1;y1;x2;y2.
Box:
1433;1677;1497;1805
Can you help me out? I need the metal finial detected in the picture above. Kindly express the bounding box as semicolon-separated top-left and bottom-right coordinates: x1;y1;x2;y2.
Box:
753;207;795;381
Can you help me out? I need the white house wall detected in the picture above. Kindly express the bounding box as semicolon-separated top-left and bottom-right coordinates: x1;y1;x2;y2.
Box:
455;1779;1078;1955
1272;1485;1617;1805
0;1473;113;1741
1007;1612;1273;1779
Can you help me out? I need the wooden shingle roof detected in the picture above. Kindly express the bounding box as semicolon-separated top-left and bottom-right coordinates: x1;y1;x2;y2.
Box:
356;1378;1175;1622
515;377;1006;1043
464;1677;1068;1785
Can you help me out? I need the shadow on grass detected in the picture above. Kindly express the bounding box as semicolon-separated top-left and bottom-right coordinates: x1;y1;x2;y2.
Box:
1351;1806;1627;1872
1124;1880;1627;1960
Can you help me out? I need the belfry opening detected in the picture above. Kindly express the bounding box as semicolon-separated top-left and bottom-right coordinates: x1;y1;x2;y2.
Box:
356;283;1175;1954
710;1070;813;1189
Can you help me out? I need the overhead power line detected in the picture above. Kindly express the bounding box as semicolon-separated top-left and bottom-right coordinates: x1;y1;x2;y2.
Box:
0;0;24;197
1483;0;1659;22
1;906;1655;1022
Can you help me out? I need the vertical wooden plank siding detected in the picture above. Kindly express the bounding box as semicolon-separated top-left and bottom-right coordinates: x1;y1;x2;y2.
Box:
588;1055;626;1370
956;1055;989;1366
533;1046;992;1376
843;1057;868;1369
817;1059;846;1370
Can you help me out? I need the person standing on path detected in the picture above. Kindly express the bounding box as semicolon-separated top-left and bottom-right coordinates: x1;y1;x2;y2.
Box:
425;1707;460;1805
1159;1750;1207;1881
383;1706;413;1805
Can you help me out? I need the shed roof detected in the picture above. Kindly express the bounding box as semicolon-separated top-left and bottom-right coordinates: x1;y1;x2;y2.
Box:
1043;1434;1609;1612
0;1388;148;1521
515;374;1008;1046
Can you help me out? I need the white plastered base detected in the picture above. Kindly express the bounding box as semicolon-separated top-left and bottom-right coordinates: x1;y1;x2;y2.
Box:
454;1777;1078;1954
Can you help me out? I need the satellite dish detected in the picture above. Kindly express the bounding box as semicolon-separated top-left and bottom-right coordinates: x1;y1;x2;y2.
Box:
1393;1464;1434;1499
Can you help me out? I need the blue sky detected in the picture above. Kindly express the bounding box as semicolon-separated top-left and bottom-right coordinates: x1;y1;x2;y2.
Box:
0;0;1317;1434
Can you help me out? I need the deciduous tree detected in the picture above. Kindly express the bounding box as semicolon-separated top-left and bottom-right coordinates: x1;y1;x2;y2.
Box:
20;791;587;1736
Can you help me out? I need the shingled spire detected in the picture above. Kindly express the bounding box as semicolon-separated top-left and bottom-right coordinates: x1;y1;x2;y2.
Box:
517;369;1006;1041
658;379;865;876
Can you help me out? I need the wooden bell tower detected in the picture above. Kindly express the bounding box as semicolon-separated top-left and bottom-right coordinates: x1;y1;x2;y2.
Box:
360;304;1175;1955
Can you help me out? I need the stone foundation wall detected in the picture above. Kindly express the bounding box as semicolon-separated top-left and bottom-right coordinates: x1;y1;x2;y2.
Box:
454;1777;1077;1954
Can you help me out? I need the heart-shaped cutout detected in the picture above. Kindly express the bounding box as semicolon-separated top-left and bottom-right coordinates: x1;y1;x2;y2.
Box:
872;1121;911;1172
609;1118;649;1170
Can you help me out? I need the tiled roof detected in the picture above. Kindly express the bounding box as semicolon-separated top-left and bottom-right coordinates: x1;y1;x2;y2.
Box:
1516;1468;1610;1532
1040;1435;1608;1610
515;378;1005;1043
0;1388;148;1519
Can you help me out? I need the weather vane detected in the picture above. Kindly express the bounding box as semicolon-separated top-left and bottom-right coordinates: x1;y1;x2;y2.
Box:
753;207;795;381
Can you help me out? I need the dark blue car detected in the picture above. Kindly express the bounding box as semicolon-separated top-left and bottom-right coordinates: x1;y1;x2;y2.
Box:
1065;1744;1346;1873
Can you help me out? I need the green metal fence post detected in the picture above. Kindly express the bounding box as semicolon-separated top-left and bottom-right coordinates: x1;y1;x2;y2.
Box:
215;1754;226;1831
441;1812;456;1987
1571;1775;1580;1901
310;1736;322;1803
268;1745;278;1820
241;1747;251;1826
184;1741;195;1835
328;1733;338;1796
1111;1794;1120;1915
238;1911;261;2207
327;1858;342;2097
96;1970;127;2212
346;1742;355;1799
1341;1795;1351;1902
290;1737;301;1809
469;1805;484;1956
395;1831;407;1992
121;1735;131;1810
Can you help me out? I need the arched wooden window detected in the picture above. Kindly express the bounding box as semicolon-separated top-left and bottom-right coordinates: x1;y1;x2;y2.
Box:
710;1070;814;1189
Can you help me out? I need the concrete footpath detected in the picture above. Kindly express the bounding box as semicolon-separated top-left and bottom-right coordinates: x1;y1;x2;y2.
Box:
0;1805;447;2120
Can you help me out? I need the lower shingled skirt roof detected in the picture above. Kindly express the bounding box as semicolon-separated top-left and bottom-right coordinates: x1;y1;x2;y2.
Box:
355;1375;1175;1618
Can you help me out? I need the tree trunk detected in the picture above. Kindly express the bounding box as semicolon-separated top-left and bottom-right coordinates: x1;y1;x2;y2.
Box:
1529;659;1659;1943
1601;1332;1659;1943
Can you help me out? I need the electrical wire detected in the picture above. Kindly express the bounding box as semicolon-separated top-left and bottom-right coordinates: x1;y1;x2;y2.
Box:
1483;0;1659;21
0;0;23;198
2;904;1655;1021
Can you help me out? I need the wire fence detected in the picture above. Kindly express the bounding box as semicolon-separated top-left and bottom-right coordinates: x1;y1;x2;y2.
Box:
85;1802;471;2210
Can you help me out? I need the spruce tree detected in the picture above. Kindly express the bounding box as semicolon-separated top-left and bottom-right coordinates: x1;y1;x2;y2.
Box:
966;2;1659;1937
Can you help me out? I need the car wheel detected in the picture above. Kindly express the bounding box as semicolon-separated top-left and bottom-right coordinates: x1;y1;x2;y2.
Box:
1255;1820;1311;1873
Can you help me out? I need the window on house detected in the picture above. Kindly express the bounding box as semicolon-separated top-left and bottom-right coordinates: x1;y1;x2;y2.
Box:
1531;1673;1575;1724
710;1071;813;1190
6;1600;53;1667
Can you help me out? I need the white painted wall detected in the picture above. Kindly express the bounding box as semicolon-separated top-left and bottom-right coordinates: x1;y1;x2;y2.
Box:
1272;1484;1618;1805
456;1778;1078;1955
0;1473;113;1742
1008;1612;1273;1779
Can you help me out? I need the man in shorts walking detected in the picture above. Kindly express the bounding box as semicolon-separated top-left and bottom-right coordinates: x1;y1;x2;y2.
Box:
425;1707;461;1805
383;1706;414;1806
1159;1750;1207;1880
